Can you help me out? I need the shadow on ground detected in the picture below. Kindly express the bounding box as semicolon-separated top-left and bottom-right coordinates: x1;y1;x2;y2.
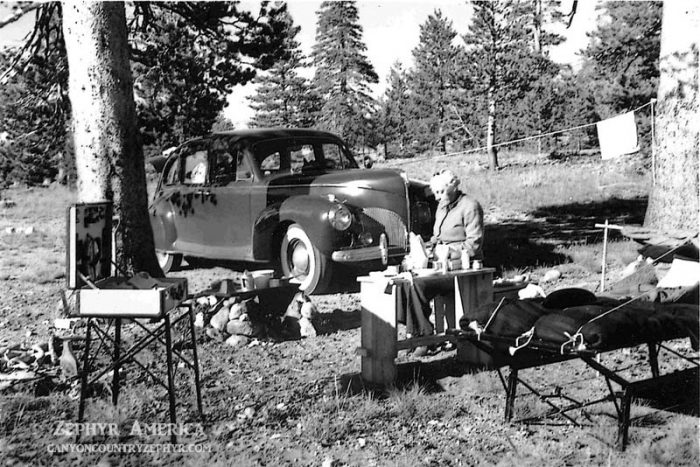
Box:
315;308;362;335
336;356;489;398
633;366;699;417
485;196;648;273
337;356;699;423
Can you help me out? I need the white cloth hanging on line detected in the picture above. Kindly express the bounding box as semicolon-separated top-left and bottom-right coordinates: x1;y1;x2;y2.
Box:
596;111;639;160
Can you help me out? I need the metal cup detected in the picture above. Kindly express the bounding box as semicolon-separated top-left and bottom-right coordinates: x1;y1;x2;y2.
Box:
472;260;482;270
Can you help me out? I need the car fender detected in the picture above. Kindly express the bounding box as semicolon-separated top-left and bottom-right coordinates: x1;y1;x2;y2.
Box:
150;201;178;251
253;195;345;260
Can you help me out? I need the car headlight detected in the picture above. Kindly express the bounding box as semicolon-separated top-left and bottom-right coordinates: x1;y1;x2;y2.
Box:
328;204;352;231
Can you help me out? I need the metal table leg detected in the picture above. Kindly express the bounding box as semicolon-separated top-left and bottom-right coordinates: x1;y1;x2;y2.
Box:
78;320;92;423
616;390;632;450
163;314;177;444
505;368;519;421
187;304;203;416
112;318;121;406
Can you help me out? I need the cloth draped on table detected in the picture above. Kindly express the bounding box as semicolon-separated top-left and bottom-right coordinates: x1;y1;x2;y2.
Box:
395;275;457;337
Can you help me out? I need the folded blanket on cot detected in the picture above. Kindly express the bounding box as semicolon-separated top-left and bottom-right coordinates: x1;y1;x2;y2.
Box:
460;288;699;351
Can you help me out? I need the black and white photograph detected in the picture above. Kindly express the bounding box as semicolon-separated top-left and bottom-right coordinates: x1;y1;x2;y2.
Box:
0;0;698;464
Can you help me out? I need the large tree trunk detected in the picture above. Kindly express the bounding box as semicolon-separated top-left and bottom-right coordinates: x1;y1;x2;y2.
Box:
62;1;162;277
644;1;699;231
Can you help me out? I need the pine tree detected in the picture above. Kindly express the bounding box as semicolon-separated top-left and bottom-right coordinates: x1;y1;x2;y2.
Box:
0;2;290;173
248;9;317;128
582;1;661;151
525;0;565;155
378;62;412;158
583;1;661;115
0;44;68;184
463;0;534;169
407;10;464;154
311;1;378;148
129;2;290;153
529;0;566;54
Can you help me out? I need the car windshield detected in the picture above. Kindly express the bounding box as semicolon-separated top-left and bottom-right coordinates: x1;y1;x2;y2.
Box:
253;138;358;178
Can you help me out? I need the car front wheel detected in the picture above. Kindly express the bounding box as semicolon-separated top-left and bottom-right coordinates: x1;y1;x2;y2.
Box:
280;224;332;294
156;250;182;274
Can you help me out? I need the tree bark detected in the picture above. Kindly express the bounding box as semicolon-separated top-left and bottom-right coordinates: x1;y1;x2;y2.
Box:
486;83;499;170
533;0;542;54
62;1;162;277
644;1;699;231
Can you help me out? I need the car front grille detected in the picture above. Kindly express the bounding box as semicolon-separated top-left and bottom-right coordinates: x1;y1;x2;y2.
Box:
362;207;408;249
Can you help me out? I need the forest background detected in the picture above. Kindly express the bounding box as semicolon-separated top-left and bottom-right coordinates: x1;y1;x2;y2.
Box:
0;0;661;185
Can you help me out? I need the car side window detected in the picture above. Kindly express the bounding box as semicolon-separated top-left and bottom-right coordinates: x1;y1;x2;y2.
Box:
183;143;209;185
259;151;281;176
290;145;315;173
322;144;343;169
211;138;235;185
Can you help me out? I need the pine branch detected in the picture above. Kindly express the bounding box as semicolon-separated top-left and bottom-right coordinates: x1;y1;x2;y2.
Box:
0;1;40;28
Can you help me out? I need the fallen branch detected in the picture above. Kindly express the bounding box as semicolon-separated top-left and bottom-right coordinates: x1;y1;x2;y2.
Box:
0;370;38;381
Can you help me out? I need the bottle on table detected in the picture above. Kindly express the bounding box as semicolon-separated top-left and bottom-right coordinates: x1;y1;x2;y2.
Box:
460;249;471;270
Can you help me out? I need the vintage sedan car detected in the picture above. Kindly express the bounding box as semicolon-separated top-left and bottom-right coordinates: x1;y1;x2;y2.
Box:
150;128;435;294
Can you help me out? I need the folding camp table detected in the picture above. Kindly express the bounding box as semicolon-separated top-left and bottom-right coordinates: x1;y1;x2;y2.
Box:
66;202;203;443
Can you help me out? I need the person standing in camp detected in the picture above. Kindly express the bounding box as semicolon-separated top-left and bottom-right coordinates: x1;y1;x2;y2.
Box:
429;169;484;263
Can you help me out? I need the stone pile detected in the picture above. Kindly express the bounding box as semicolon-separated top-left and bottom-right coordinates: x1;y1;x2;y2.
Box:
282;292;318;338
194;291;319;348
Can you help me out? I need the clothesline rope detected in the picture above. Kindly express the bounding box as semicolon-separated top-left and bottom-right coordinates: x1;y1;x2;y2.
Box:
397;101;654;165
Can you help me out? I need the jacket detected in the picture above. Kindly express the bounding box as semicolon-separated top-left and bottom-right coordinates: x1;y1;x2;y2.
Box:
432;191;484;260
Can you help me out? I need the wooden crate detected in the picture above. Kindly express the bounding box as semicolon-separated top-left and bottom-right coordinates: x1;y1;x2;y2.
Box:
75;277;188;318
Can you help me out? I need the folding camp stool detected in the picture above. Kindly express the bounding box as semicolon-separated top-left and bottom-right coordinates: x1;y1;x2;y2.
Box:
66;202;203;443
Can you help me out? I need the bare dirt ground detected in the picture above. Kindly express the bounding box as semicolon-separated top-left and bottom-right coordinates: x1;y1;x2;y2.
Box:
0;157;698;466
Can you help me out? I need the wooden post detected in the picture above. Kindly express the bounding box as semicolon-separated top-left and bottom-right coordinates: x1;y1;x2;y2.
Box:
600;220;609;292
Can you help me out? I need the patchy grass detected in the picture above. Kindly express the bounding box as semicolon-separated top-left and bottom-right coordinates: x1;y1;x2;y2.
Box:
0;186;72;286
554;239;640;275
627;417;700;466
380;151;649;214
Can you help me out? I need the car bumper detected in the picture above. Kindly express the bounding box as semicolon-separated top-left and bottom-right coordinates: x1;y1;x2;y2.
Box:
331;246;406;263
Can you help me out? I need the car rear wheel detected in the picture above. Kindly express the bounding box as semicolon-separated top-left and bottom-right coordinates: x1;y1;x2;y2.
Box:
280;224;332;294
156;250;182;274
